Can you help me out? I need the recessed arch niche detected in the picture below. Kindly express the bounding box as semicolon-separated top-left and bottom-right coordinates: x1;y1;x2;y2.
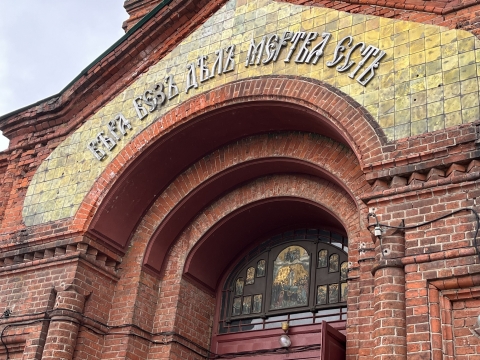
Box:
183;197;348;292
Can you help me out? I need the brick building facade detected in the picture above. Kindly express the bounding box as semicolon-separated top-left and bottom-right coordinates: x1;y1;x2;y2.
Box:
1;0;480;359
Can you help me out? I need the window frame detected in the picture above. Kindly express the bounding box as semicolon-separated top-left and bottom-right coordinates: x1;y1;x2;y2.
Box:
219;229;348;332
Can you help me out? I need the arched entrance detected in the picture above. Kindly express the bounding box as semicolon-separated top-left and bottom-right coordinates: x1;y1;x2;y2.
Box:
170;173;358;359
76;77;380;359
209;227;349;359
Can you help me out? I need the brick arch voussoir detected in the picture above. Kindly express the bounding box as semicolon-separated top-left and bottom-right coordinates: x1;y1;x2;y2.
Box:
142;132;370;267
75;76;381;234
151;174;361;333
167;175;361;275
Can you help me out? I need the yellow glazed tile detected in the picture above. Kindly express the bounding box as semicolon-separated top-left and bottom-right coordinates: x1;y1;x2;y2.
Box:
445;110;462;126
410;38;425;54
395;123;411;138
462;106;480;122
425;34;440;48
461;92;479;109
444;97;462;113
410;51;426;66
411;105;426;121
461;78;478;94
395;109;411;125
459;51;476;67
427;101;443;117
444;68;460;85
428;114;445;131
411;120;427;136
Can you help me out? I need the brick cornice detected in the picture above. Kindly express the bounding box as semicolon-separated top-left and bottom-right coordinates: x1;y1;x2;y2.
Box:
123;0;164;31
282;0;480;15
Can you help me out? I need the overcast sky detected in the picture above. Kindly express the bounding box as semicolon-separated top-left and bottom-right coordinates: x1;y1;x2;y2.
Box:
0;1;128;151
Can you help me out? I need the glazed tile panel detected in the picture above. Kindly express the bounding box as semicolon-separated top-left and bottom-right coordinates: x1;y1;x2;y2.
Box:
22;0;480;225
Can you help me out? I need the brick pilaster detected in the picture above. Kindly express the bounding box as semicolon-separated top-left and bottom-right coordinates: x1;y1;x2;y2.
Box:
41;285;86;360
372;230;407;360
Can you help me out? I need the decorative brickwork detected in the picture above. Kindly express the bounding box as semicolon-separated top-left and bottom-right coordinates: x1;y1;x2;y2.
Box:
1;0;480;359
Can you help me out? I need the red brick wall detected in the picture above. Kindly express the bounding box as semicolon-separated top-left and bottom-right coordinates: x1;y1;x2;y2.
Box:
0;76;480;359
0;1;480;359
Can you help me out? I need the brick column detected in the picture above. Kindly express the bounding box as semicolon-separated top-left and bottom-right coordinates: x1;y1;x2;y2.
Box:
42;285;86;360
372;230;407;360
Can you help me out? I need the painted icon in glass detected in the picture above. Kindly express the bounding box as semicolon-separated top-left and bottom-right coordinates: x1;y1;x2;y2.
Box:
317;285;327;305
235;278;244;296
329;283;339;304
243;296;252;315
271;246;310;310
318;249;328;268
257;260;266;277
246;267;255;285
340;262;348;281
232;297;241;316
329;254;339;272
341;283;348;302
253;294;262;313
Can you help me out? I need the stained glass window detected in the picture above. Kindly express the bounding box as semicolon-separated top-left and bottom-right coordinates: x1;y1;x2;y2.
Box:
270;246;310;310
340;262;348;281
329;254;339;272
221;229;348;334
243;296;252;314
318;249;328;267
246;267;255;285
253;295;262;313
317;285;327;305
341;283;348;302
232;298;241;316
257;260;265;277
235;278;244;296
329;284;339;304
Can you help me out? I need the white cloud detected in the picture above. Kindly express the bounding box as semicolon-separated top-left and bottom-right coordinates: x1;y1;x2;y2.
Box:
0;1;127;152
0;1;127;116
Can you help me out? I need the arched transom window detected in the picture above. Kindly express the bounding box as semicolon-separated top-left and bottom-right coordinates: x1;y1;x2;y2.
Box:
219;229;348;334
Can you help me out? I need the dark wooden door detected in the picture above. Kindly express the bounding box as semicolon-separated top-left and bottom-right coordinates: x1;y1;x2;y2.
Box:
321;321;346;360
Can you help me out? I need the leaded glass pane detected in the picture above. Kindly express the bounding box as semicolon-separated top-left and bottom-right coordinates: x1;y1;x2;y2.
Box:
340;262;348;281
257;260;265;277
243;296;252;314
341;283;348;302
232;298;241;316
246;267;255;285
329;284;339;304
235;278;244;296
317;285;327;305
253;294;262;313
329;254;339;272
224;230;349;330
271;246;310;310
318;249;328;268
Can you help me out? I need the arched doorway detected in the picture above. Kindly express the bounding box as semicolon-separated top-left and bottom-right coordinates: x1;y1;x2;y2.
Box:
209;228;349;359
149;172;362;359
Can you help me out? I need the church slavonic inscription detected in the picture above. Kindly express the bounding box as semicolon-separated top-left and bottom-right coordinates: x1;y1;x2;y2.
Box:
87;31;386;161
